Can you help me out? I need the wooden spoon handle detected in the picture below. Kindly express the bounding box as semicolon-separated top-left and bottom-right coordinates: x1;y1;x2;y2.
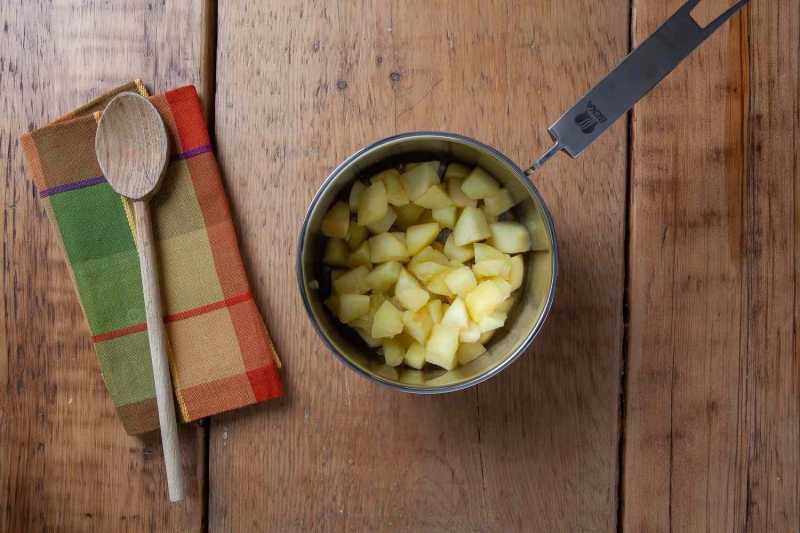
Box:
133;199;185;502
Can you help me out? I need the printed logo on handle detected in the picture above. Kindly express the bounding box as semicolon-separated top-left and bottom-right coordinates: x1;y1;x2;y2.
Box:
575;101;608;134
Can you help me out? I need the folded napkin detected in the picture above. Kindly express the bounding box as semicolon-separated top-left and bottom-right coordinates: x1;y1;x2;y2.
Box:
21;81;282;435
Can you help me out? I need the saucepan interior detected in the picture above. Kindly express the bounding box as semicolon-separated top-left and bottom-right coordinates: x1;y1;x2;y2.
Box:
297;132;558;393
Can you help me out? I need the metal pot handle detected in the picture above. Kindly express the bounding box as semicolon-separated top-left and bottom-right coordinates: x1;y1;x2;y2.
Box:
526;0;751;174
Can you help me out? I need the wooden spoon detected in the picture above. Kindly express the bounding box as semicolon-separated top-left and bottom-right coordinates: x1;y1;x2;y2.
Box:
95;92;184;502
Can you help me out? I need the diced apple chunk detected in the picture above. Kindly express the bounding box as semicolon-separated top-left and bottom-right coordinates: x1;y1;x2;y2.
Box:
369;233;409;263
357;181;388;226
323;238;349;267
372;301;405;338
443;233;475;263
478;329;495;344
349;181;366;213
453;206;490;246
406;223;441;256
432;206;458;229
445;266;477;299
465;280;505;322
443;163;471;180
321;201;350;239
403;342;427;369
508;254;524;291
459;321;481;343
447;178;478;208
324;294;340;314
426;299;443;324
383;171;410;206
457;342;486;365
355;327;383;348
347;223;369;251
409;246;450;268
483;188;515;216
496;296;516;314
481;205;499;225
333;266;370;295
440;297;469;330
461;167;500;199
474;243;504;261
472;257;511;279
488;222;532;254
394;203;425;230
365;260;403;292
402;308;433;345
492;278;514;298
427;270;454;298
425;324;460;370
382;338;406;367
366;206;397;234
409;261;451;285
478;310;507;332
396;267;424;293
396;287;430;312
347;241;372;270
338;294;370;323
400;163;441;201
413;184;453;209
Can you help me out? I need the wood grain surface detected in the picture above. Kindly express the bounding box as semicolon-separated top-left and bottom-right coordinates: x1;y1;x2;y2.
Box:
0;1;212;530
623;0;799;531
210;0;628;531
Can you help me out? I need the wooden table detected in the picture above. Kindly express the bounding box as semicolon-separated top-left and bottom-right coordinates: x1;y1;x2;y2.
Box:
2;0;797;531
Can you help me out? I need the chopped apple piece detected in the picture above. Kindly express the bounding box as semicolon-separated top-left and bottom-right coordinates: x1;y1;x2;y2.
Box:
365;260;403;292
445;266;477;299
321;201;350;239
400;162;441;201
402;308;434;345
459;321;481;343
369;233;409;263
478;329;495;345
384;171;410;206
394;203;425;230
427;270;455;298
349;181;366;212
382;338;406;367
479;310;506;332
417;209;436;224
347;222;369;251
323;238;349;267
355;327;383;348
465;280;505;322
426;299;443;324
447;178;478;208
440;297;469;330
405;161;438;172
409;246;450;268
472;258;511;279
403;342;427;369
481;205;499;225
372;301;404;339
462;167;501;199
453;206;491;246
357;181;388;226
443;233;475;263
338;294;370;323
484;188;515;216
408;261;450;286
396;287;430;312
443;163;471;180
492;278;514;298
333;266;370;295
496;295;516;314
413;184;453;209
508;255;524;291
474;243;504;262
406;223;441;256
366;206;397;234
347;241;372;270
425;324;460;370
324;294;340;314
396;268;424;293
488;221;532;254
457;342;486;365
432;206;458;229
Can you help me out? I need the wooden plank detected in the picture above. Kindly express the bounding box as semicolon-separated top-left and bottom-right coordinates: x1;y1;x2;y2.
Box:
0;1;214;531
623;0;799;530
211;0;628;530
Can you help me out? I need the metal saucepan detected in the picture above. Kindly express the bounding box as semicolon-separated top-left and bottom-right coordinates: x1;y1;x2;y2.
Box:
297;0;750;393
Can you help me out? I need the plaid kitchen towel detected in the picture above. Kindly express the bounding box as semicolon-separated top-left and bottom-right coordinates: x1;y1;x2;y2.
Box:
20;81;283;435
